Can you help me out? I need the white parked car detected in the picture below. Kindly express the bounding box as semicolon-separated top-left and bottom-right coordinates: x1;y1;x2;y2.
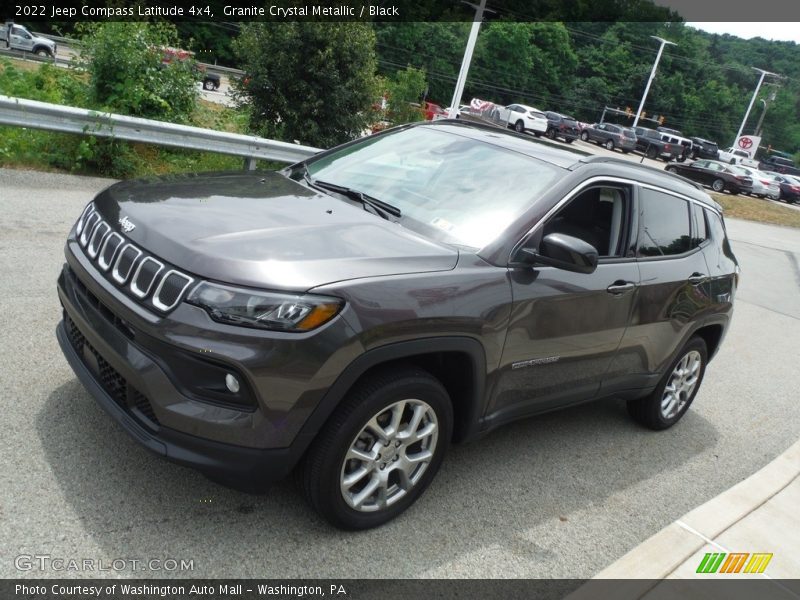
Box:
736;166;781;199
495;104;549;135
718;147;759;168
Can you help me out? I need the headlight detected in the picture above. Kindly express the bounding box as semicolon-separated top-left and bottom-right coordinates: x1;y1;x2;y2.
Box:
186;282;343;332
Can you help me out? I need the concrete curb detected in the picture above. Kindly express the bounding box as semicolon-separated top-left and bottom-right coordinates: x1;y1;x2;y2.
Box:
595;439;800;579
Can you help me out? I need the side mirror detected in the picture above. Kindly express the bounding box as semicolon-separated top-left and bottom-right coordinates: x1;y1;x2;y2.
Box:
517;233;599;274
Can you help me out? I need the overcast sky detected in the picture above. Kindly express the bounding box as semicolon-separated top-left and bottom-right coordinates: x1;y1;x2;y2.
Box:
687;23;800;44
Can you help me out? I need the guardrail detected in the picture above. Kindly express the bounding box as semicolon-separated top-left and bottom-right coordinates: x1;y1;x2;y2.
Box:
0;94;321;168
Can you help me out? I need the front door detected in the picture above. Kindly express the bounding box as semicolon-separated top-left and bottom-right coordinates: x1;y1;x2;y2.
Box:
488;182;640;423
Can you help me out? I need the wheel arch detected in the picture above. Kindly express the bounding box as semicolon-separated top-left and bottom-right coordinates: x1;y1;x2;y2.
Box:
290;337;487;466
692;322;726;362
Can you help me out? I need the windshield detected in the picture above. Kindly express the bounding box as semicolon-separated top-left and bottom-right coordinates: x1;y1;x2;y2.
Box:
304;126;561;248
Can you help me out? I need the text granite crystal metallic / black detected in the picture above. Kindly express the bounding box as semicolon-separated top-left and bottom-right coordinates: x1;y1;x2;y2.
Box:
57;120;738;529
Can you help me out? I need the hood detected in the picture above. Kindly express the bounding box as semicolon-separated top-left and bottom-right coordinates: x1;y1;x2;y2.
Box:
92;171;458;291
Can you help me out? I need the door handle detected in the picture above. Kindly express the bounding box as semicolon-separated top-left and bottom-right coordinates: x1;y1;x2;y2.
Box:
688;273;708;285
607;281;636;295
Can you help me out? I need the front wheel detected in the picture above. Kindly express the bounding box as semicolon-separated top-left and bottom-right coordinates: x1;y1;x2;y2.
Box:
711;178;724;192
627;337;708;430
546;128;556;140
203;79;217;91
35;48;52;58
301;366;452;530
580;131;589;142
666;166;678;173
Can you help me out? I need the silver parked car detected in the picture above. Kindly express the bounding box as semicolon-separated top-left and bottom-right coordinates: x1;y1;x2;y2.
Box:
736;166;781;200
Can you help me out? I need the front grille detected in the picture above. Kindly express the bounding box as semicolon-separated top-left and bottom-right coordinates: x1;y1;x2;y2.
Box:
74;204;194;314
64;312;159;427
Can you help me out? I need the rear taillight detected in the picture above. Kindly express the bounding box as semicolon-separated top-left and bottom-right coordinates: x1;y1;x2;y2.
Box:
665;144;671;150
791;185;800;192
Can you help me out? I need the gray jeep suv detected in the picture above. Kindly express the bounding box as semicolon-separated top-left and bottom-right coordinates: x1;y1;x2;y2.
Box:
57;121;738;529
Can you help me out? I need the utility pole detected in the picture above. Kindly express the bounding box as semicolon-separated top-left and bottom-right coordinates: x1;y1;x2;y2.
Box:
632;36;676;129
733;68;779;146
755;86;778;138
447;0;491;119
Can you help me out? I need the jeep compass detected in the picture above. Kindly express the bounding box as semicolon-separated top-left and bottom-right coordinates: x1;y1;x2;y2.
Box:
57;120;738;529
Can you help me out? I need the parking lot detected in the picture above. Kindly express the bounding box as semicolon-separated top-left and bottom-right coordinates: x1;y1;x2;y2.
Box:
1;166;799;579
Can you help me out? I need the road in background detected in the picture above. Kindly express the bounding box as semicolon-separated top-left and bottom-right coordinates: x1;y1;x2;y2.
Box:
1;168;798;579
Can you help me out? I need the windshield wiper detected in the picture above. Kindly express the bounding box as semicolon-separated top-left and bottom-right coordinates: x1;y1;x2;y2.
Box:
304;175;402;221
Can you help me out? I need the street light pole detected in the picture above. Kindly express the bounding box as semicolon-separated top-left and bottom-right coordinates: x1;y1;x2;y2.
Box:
447;0;489;119
733;67;778;146
632;36;676;129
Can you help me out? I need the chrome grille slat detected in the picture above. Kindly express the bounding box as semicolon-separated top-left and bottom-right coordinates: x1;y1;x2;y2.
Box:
112;244;142;284
87;222;110;258
74;206;193;314
130;256;164;298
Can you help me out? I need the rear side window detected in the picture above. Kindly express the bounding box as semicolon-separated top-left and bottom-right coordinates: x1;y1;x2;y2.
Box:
637;189;692;257
691;203;707;248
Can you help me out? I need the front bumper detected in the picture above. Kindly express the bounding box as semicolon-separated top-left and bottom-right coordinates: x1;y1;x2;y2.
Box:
56;318;294;482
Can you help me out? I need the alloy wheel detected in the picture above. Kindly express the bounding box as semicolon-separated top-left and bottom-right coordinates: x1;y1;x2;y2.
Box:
340;399;439;512
660;350;702;419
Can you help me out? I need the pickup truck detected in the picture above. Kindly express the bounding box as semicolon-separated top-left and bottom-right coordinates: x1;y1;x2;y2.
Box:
657;127;693;161
718;147;759;168
758;155;800;177
1;22;56;57
633;126;683;161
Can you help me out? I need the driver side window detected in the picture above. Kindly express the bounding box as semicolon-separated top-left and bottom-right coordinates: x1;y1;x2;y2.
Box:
540;185;632;258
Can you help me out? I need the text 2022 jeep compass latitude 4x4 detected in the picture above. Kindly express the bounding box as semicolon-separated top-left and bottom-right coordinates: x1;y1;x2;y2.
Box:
57;120;738;529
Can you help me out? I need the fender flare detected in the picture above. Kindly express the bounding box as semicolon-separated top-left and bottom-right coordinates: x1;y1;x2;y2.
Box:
288;336;488;464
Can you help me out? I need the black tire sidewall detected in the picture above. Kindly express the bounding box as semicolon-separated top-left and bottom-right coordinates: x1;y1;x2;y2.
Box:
306;369;453;530
631;337;708;430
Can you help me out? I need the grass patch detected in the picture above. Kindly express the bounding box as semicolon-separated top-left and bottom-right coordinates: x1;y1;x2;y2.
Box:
710;193;800;228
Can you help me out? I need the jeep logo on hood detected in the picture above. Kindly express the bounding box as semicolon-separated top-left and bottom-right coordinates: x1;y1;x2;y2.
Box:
118;216;135;233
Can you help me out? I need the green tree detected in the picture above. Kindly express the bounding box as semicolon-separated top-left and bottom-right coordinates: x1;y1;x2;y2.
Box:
233;23;379;148
76;22;199;122
379;66;428;125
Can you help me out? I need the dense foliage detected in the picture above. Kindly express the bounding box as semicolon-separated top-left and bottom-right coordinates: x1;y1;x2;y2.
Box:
233;22;379;148
76;22;199;122
375;21;800;155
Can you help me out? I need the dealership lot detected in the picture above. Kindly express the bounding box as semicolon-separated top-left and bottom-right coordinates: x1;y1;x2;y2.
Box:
1;166;799;578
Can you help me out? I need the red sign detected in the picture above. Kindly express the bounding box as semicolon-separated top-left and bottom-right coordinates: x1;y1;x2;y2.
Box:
738;136;754;150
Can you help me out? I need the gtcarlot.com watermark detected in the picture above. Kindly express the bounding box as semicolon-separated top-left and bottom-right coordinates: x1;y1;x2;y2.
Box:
15;554;194;573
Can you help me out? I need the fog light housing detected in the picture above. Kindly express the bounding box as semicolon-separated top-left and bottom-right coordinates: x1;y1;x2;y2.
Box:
225;373;240;394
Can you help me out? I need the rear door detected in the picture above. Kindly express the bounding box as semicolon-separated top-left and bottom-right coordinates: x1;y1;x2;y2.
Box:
608;185;713;393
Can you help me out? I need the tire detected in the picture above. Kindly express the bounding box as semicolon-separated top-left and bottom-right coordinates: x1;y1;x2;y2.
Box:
203;79;217;91
565;138;574;144
666;166;678;174
35;48;52;58
301;366;453;530
627;337;708;430
711;178;724;192
646;146;658;160
514;120;525;133
580;131;589;142
729;159;736;165
546;128;556;140
622;149;631;154
605;139;615;151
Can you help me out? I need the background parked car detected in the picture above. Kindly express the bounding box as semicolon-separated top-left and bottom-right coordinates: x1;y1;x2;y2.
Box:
544;112;580;143
495;104;549;135
735;166;781;199
758;155;800;177
665;159;753;194
580;122;637;153
771;174;800;204
689;137;720;160
657;127;693;161
717;147;759;168
633;126;683;161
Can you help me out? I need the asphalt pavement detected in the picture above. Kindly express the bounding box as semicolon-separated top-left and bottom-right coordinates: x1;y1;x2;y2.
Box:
1;167;798;579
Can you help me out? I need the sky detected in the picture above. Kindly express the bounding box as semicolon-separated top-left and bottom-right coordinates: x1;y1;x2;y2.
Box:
687;23;800;44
